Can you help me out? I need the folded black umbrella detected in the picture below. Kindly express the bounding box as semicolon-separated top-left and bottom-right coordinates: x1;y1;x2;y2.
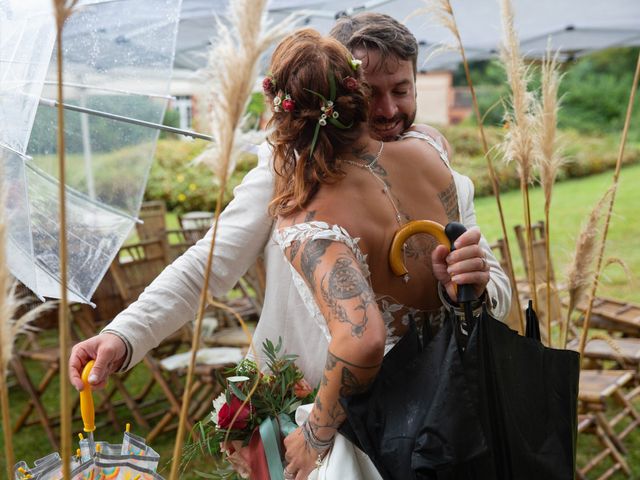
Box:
340;303;580;480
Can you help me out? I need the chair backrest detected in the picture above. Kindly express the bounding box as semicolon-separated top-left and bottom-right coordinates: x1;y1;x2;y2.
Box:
489;239;523;333
178;211;213;231
513;221;556;285
513;221;564;336
110;239;167;306
137;200;167;242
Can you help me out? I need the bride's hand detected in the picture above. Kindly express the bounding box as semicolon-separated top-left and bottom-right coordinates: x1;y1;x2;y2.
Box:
220;440;251;478
283;427;318;480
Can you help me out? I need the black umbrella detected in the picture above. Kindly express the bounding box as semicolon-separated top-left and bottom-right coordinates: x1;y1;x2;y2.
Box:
339;222;579;480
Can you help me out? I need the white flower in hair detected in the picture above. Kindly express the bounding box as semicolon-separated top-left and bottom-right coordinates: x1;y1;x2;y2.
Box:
349;57;362;71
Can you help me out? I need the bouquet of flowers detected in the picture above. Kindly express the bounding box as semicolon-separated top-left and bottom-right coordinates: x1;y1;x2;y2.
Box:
182;338;316;479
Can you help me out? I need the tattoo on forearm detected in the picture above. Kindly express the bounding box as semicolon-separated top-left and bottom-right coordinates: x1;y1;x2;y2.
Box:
438;179;460;222
340;367;370;397
320;256;375;337
325;350;382;371
309;401;346;435
300;239;331;292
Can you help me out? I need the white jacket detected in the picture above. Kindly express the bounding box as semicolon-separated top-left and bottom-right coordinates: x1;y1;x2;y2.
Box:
104;142;511;387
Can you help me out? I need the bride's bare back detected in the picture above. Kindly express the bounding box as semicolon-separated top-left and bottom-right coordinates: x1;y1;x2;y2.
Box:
279;125;457;336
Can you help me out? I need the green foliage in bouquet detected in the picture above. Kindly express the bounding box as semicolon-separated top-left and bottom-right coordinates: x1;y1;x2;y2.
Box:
181;338;316;478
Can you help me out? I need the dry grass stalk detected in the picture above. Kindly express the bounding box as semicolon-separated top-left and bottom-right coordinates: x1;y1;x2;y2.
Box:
498;0;539;312
414;0;524;331
561;186;613;348
51;1;79;477
603;257;633;285
535;44;565;345
586;332;627;369
169;4;296;477
577;51;640;359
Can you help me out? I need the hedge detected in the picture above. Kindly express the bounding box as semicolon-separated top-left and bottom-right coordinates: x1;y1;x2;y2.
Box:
145;126;640;211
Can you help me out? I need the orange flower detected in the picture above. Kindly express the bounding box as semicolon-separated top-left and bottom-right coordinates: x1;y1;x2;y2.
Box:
293;379;313;399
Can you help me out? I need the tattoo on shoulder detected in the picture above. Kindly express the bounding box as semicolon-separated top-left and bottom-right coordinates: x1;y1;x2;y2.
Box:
352;147;390;186
289;239;301;262
438;178;460;222
300;239;332;292
304;210;317;222
320;255;375;337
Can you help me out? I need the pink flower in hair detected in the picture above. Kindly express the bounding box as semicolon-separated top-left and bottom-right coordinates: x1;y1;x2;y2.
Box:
343;76;358;92
282;94;295;112
262;76;275;94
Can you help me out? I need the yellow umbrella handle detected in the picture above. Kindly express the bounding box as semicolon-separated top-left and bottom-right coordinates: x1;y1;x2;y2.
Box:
389;220;477;303
389;220;450;277
80;360;96;433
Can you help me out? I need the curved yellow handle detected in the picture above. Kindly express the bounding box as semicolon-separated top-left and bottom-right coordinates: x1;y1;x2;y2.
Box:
80;360;96;433
389;220;451;276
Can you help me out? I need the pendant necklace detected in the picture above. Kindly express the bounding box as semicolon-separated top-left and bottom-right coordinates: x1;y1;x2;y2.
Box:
344;141;410;282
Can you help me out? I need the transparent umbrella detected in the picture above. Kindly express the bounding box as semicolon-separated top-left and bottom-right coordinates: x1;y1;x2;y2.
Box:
0;0;182;304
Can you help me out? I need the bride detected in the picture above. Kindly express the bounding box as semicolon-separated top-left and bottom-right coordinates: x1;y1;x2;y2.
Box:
262;28;498;479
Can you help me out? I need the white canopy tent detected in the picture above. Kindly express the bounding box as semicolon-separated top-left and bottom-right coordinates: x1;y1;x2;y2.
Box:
174;0;640;72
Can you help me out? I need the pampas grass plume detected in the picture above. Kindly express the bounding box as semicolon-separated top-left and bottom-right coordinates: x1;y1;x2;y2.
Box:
195;0;297;180
498;0;537;183
536;44;565;206
563;186;614;338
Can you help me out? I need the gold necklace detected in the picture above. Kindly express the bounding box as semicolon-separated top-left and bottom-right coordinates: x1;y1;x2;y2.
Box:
344;141;410;282
344;141;403;226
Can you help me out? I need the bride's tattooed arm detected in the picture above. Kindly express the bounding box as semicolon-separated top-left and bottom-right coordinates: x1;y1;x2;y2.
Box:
285;238;386;446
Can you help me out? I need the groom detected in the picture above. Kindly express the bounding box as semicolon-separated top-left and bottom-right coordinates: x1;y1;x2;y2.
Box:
69;13;510;394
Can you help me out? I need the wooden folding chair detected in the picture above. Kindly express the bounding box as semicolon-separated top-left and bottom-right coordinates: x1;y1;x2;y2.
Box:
512;222;564;343
164;226;209;261
489;238;524;332
579;369;640;455
109;238;243;440
576;413;631;479
203;259;265;349
135;200;170;265
566;297;640;337
178;211;214;231
10;298;118;449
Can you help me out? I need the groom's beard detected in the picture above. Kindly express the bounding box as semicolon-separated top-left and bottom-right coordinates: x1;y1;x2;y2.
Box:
370;108;416;141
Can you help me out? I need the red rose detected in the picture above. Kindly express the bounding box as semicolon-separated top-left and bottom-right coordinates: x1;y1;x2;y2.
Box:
343;76;358;92
262;76;274;93
293;379;313;399
217;396;252;430
282;97;295;113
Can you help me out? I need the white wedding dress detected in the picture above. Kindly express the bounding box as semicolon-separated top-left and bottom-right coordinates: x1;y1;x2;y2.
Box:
274;221;446;480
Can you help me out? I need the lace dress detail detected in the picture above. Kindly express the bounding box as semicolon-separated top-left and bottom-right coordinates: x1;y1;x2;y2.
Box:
274;221;442;353
400;130;450;167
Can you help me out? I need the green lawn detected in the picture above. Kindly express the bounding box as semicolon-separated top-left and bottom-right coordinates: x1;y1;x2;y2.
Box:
475;162;640;304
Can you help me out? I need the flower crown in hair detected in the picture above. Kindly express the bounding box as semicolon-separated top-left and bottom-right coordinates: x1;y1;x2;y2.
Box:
304;72;353;158
263;74;295;113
